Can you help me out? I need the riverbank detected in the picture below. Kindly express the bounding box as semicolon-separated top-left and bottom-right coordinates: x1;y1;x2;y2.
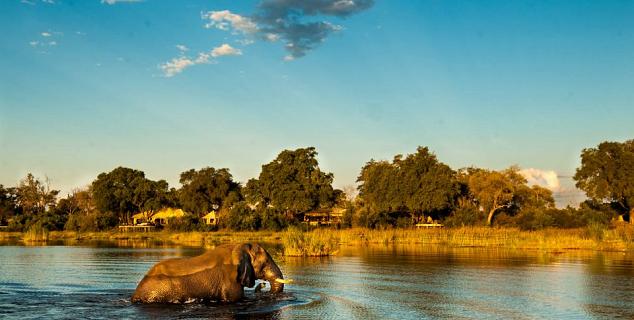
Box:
1;225;633;254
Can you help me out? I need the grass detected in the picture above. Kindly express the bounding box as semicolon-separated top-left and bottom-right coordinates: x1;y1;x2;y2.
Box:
282;227;339;256
3;224;633;254
23;223;49;242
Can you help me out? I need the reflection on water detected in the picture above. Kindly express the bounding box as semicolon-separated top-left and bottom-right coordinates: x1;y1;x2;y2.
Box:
1;242;633;319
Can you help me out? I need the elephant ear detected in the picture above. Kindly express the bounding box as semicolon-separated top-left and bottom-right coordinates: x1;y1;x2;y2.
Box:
237;251;256;288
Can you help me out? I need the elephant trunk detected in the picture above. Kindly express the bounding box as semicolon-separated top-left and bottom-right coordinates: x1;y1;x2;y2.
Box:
263;261;284;293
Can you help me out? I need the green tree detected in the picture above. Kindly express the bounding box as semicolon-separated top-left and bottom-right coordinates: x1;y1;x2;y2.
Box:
0;185;18;225
91;167;171;223
357;147;459;226
245;147;337;222
14;173;59;217
465;167;520;226
464;166;555;226
178;167;242;216
574;140;634;222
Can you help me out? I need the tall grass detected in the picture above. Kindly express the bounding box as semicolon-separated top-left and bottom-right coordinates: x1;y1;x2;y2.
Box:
23;223;49;242
282;227;339;256
7;224;633;252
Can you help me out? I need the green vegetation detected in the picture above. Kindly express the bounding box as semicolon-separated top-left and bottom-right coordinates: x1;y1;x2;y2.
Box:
0;140;633;250
282;227;339;256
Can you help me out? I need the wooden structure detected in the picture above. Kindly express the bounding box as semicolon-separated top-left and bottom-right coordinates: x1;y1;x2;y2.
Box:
202;211;218;225
415;223;444;228
303;208;345;226
118;225;155;232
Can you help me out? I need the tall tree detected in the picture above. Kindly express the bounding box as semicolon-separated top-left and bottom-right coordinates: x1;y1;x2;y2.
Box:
464;166;554;225
245;147;337;221
0;185;18;224
357;147;459;225
14;173;59;217
574;140;634;222
91;167;170;223
466;168;519;226
178;167;242;216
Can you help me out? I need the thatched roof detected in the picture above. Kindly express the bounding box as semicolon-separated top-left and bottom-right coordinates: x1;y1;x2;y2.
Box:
202;211;217;219
151;208;187;220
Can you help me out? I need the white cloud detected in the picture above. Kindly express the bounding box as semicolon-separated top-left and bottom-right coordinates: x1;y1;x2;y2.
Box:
159;56;196;77
29;41;39;46
159;44;241;77
41;32;52;37
176;44;189;52
101;0;143;5
264;33;280;42
202;10;258;34
21;0;36;5
211;44;242;57
519;168;561;191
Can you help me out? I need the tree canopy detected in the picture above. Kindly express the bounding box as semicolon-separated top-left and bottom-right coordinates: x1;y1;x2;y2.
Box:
574;140;634;221
91;167;172;222
357;147;460;226
244;147;338;220
178;167;242;216
463;167;555;225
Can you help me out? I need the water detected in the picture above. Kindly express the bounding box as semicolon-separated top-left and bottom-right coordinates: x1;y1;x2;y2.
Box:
1;242;633;319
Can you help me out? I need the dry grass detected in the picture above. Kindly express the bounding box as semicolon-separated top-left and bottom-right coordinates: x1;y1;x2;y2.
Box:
4;224;633;253
282;227;339;256
23;223;49;242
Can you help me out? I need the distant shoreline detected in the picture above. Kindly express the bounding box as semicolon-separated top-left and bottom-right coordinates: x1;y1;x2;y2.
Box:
1;226;632;253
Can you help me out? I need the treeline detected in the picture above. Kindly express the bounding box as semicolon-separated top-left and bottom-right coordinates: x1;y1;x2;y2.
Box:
0;140;632;233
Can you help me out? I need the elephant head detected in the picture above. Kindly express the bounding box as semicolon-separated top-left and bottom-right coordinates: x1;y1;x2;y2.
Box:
233;243;285;293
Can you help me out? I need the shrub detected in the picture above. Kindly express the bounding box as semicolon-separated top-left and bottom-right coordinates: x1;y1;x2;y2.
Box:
225;202;260;231
165;215;202;232
443;205;484;227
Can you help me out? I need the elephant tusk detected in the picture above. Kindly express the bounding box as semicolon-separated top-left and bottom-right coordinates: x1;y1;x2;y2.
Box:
274;278;293;284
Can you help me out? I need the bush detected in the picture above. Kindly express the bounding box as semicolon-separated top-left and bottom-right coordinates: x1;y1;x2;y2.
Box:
225;202;260;231
64;211;117;232
443;205;485;227
516;209;555;231
164;215;202;232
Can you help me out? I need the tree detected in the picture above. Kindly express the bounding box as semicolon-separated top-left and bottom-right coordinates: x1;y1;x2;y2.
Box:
245;147;337;222
0;185;18;225
178;167;242;216
464;166;554;226
357;147;460;226
91;167;171;223
14;173;59;217
465;168;520;226
574;140;634;222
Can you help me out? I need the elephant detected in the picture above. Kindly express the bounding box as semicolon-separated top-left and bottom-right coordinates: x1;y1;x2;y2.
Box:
131;243;286;303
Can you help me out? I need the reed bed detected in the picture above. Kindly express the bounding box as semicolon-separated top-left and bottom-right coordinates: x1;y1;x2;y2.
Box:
282;227;339;256
23;223;49;242
4;224;633;253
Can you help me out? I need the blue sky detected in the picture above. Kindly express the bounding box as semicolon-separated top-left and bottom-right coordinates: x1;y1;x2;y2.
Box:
1;0;633;205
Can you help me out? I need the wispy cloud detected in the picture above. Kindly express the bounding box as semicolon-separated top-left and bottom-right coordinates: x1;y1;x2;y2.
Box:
160;44;240;77
101;0;143;5
30;31;62;51
201;0;374;60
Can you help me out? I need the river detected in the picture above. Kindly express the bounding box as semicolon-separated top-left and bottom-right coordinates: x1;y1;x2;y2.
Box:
1;242;633;319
